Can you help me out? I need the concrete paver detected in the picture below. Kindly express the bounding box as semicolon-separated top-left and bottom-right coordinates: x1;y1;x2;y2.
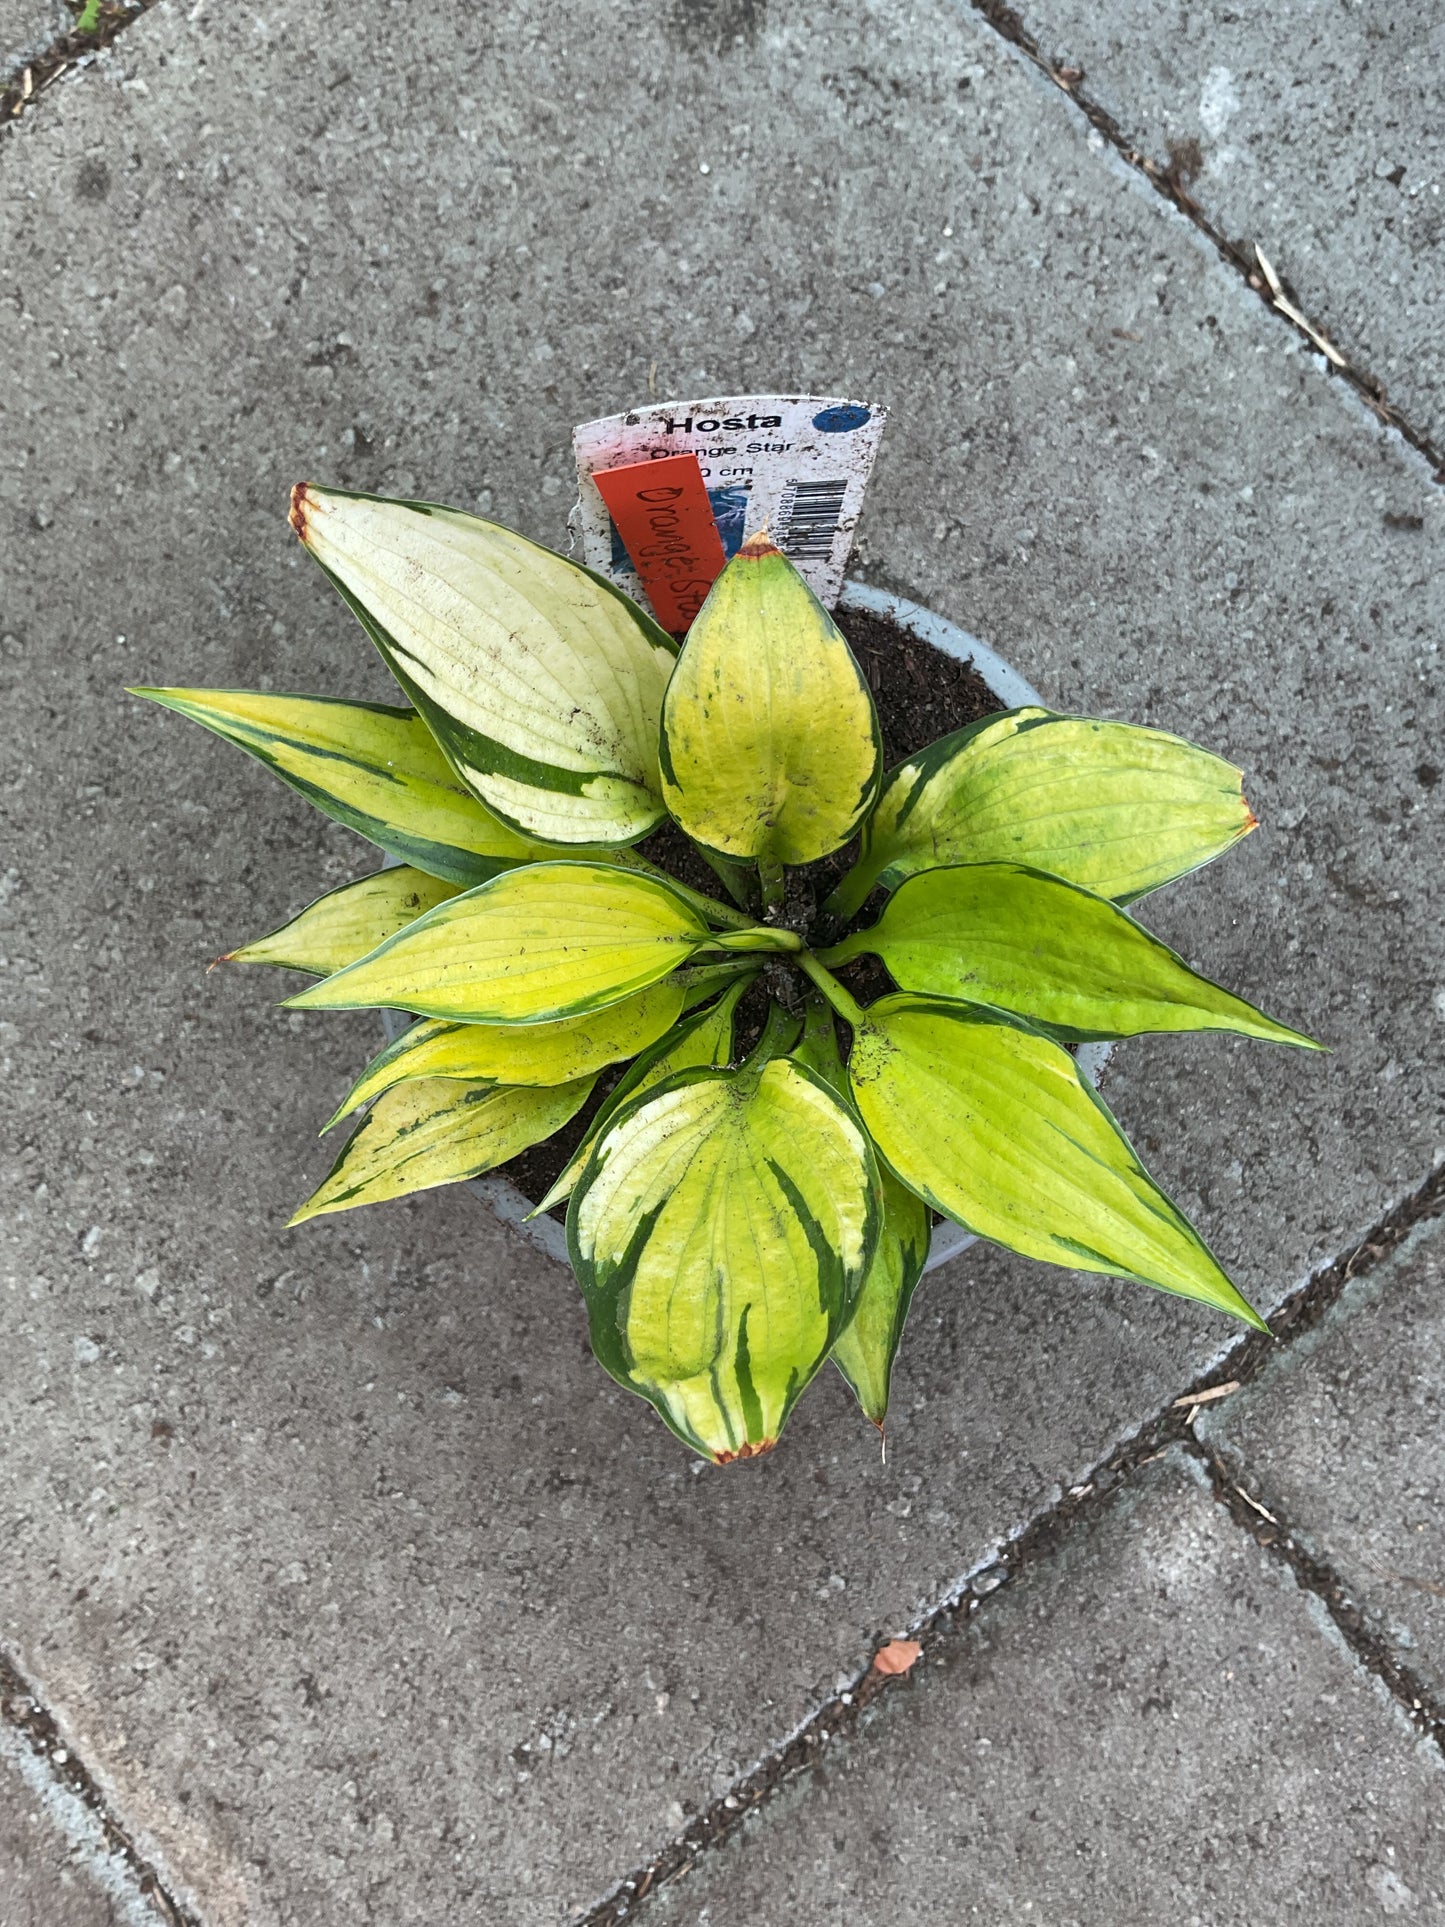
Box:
1204;1216;1445;1705
650;1450;1445;1927
1009;0;1445;449
1;0;1442;1920
0;0;70;83
0;1724;158;1927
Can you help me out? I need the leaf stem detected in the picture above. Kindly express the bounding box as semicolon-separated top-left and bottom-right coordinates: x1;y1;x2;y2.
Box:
820;858;879;923
675;959;762;1009
708;925;803;956
797;952;869;1029
629;860;755;930
758;857;786;917
697;847;757;913
812;930;867;968
741;998;801;1074
793;991;847;1085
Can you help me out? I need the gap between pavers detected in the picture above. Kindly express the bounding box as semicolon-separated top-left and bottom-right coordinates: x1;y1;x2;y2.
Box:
644;1448;1445;1926
974;0;1445;460
0;0;1442;1921
1201;1214;1445;1710
0;0;70;85
583;1165;1445;1923
0;1718;168;1927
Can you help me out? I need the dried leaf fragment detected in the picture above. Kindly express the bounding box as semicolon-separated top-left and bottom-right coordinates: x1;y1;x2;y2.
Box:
1172;1379;1240;1409
871;1638;922;1677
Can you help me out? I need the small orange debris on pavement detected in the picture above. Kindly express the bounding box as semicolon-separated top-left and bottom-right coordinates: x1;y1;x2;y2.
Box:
870;1638;922;1678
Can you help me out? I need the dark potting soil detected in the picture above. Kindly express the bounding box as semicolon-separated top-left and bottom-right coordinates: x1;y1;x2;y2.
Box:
498;605;1004;1218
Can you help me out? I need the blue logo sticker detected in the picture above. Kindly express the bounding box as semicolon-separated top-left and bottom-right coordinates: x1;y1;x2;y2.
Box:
707;484;752;558
811;403;871;434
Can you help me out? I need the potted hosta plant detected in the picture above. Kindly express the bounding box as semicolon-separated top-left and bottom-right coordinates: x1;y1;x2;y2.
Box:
134;485;1318;1462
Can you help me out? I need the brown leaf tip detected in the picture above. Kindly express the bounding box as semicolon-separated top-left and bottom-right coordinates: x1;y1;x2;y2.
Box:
737;531;781;561
288;482;315;543
712;1437;777;1463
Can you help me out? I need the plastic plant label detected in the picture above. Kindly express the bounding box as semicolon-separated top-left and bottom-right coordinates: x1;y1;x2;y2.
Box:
573;394;888;614
591;453;727;636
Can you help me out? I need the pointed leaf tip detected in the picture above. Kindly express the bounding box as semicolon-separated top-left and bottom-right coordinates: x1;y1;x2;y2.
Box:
849;997;1264;1328
845;862;1320;1050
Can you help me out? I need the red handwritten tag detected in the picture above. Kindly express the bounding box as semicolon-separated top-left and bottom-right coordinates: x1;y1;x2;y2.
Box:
592;454;727;636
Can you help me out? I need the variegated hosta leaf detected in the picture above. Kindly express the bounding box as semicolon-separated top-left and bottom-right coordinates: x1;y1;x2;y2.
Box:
827;708;1255;919
830;1163;931;1428
290;485;676;846
129;689;545;886
569;1054;881;1460
790;999;930;1429
286;861;721;1026
659;536;881;867
848;994;1266;1328
530;974;752;1216
224;867;461;975
290;1074;594;1224
326;979;687;1129
824;862;1319;1048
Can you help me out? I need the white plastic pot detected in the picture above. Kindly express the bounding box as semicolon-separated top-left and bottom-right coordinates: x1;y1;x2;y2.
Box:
381;580;1111;1273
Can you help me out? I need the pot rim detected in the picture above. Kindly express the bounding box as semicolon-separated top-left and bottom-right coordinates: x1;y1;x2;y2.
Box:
381;578;1113;1273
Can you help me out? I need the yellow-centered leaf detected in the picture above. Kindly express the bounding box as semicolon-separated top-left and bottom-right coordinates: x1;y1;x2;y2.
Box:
285;861;721;1025
129;688;545;885
824;862;1319;1047
830;1163;931;1428
848;994;1265;1328
659;537;881;868
291;485;676;846
291;1075;595;1224
327;980;687;1128
570;1053;880;1460
828;708;1256;918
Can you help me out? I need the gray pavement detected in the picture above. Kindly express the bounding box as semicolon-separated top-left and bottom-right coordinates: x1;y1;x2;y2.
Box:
1007;0;1445;453
647;1451;1445;1926
1205;1217;1445;1705
1;0;1442;1922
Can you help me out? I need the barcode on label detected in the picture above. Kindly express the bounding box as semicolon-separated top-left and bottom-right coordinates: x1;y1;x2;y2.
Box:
776;479;847;560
